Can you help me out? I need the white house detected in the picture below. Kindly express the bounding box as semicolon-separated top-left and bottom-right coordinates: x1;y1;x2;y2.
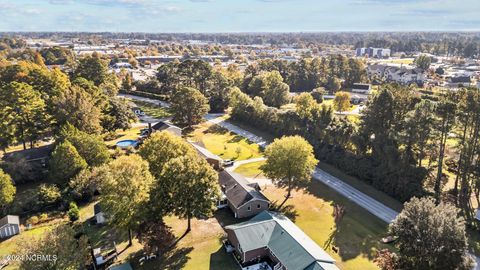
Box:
0;215;20;239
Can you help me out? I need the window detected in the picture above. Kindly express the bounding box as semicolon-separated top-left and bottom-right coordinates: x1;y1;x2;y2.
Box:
247;206;251;211
257;204;261;209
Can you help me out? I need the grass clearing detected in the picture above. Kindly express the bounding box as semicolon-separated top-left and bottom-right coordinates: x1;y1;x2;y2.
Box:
130;210;238;270
263;182;390;270
233;160;265;178
192;123;262;161
131;100;171;119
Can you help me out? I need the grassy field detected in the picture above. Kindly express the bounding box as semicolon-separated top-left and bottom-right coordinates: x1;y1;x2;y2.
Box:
263;183;390;270
192;124;262;161
132;100;171;119
233;160;265;178
127;210;238;270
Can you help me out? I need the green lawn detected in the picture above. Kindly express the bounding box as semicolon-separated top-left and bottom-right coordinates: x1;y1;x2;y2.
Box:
0;224;58;270
233;160;265;178
130;210;237;270
192;124;262;161
263;182;391;270
133;100;171;119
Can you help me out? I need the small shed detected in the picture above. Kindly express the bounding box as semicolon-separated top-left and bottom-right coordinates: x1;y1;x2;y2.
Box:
94;203;107;224
0;215;20;239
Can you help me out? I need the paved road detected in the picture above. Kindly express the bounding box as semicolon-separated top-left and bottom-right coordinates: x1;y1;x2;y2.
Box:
207;115;398;223
124;93;479;268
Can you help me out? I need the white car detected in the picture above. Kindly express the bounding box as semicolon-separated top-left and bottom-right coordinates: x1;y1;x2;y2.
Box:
223;159;234;167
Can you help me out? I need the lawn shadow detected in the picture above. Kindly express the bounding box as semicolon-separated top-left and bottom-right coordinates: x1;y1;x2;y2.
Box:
214;208;248;228
305;181;390;262
269;200;298;222
205;125;228;135
227;135;243;144
209;246;238;270
130;246;194;270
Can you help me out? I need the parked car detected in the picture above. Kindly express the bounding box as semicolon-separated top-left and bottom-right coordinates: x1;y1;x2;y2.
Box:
223;159;234;167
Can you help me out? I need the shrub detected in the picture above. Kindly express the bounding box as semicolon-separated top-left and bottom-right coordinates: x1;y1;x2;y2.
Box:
67;202;80;222
39;213;49;223
27;215;39;225
38;184;61;206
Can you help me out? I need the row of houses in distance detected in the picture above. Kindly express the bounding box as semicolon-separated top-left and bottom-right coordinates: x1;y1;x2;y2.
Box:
367;64;426;85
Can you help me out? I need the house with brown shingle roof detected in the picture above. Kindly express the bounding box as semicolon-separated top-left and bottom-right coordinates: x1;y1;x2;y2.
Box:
219;170;270;218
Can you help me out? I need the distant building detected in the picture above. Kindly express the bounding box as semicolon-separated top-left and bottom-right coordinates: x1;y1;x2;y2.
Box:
218;170;270;219
351;83;372;94
367;64;425;85
356;47;391;58
448;75;473;88
225;211;339;270
0;215;20;239
112;62;132;69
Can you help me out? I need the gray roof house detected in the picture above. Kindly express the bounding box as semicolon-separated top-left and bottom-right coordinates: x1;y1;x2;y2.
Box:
151;121;182;137
225;211;339;270
0;215;20;239
219;171;270;219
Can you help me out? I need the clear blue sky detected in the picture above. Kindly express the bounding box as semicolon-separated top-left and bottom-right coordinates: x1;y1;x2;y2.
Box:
0;0;479;32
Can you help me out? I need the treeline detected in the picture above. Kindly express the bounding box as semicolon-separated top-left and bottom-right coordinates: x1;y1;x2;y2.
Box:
0;54;136;153
142;56;365;112
230;85;480;222
133;59;240;113
6;32;480;57
243;56;366;92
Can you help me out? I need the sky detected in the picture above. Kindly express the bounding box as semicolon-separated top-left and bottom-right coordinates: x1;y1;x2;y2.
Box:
0;0;479;32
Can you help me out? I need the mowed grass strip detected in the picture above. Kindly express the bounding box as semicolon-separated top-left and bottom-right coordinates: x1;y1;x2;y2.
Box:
193;124;262;161
233;160;266;178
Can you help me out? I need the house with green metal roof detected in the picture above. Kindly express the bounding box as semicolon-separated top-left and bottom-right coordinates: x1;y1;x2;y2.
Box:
224;211;339;270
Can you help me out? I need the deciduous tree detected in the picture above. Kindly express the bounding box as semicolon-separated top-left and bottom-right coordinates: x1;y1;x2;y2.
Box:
261;136;318;205
390;197;473;270
0;169;15;214
160;154;219;233
16;225;89;270
49;140;87;184
97;155;154;245
333;91;351;113
170;87;209;128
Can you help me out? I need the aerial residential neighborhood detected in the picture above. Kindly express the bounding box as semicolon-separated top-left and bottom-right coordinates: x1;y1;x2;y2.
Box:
0;1;480;270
